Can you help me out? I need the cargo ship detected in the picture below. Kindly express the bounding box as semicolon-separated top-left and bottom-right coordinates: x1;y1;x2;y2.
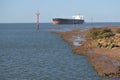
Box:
52;14;84;25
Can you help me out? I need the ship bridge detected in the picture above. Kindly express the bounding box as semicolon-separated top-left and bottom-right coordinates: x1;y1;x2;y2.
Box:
72;14;84;20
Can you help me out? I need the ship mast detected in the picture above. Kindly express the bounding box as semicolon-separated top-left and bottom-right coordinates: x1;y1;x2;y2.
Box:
36;11;40;31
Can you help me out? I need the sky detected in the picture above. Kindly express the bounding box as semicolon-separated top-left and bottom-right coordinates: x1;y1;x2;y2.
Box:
0;0;120;23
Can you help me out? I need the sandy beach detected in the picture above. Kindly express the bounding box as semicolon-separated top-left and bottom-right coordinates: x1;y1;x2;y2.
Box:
53;26;120;77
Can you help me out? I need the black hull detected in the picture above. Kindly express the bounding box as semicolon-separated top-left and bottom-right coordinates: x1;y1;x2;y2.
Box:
53;18;84;24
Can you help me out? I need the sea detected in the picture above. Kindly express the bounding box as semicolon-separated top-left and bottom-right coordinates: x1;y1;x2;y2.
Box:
0;22;120;80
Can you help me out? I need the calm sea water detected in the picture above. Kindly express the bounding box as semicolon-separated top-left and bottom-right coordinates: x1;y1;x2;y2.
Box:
0;23;120;80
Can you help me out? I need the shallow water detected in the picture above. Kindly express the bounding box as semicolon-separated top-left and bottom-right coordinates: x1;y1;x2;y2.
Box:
0;23;120;80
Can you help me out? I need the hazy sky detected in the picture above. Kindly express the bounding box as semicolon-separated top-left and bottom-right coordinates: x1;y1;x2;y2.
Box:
0;0;120;23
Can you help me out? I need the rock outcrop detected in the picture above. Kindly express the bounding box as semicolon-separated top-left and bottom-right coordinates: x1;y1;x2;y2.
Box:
97;33;120;49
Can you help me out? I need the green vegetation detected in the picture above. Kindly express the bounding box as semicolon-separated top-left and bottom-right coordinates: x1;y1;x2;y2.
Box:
85;28;114;39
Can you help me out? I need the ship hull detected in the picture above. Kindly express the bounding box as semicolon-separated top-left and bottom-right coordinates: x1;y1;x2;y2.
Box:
53;18;84;25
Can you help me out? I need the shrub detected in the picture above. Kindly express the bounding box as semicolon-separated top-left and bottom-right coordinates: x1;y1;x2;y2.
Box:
85;28;100;39
85;28;113;39
116;28;120;33
100;28;111;34
97;32;113;38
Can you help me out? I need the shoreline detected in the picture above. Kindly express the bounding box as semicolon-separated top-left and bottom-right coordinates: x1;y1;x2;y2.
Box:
52;26;120;77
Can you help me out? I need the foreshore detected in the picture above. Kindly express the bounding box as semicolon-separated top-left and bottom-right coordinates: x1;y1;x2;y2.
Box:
52;26;120;77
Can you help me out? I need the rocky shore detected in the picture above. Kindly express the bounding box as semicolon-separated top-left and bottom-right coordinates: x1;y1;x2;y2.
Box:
52;26;120;77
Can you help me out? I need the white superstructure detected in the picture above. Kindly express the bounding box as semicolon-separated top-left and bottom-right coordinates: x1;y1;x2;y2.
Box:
72;14;84;20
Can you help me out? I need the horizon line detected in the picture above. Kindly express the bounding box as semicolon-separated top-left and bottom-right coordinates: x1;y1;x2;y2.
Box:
0;22;120;24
